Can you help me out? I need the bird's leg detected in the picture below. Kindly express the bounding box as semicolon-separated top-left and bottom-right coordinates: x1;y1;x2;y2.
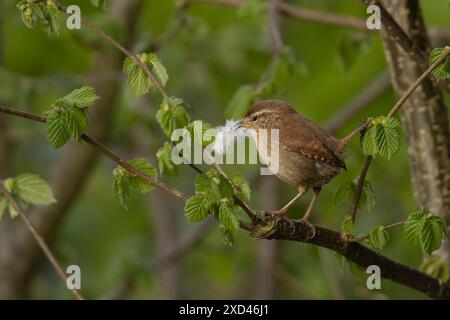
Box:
297;187;321;239
267;186;307;219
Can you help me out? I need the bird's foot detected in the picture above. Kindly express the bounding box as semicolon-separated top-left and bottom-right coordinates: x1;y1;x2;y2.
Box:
296;218;316;240
265;209;287;221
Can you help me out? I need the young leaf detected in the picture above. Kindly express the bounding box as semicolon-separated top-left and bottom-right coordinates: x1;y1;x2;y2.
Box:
361;116;400;160
112;172;130;210
420;215;448;255
67;108;88;142
219;201;239;232
429;47;450;80
46;109;71;148
14;173;56;205
60;86;99;108
361;180;376;211
333;180;353;205
187;120;216;148
341;215;356;235
128;158;157;194
220;224;235;246
230;172;251;202
147;53;169;88
194;170;233;204
184;195;211;223
369;226;389;250
156;98;191;137
123;54;152;95
404;211;427;247
41;0;60;36
156;142;179;177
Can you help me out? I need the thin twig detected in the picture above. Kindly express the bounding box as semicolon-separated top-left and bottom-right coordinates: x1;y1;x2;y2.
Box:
0;185;84;300
0;106;188;202
54;0;168;98
352;220;405;242
351;46;450;223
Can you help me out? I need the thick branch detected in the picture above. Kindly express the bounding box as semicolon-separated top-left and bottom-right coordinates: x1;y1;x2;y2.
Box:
254;218;450;299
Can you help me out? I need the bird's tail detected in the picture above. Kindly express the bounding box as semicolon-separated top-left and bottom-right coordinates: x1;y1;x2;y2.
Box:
339;119;370;147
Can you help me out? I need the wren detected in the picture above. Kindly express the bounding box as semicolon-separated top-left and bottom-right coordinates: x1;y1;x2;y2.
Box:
240;100;368;237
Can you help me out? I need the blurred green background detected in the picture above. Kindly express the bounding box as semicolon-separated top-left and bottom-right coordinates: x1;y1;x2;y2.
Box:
0;0;449;299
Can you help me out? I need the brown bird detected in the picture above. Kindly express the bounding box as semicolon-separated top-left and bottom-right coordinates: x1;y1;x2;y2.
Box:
240;100;367;237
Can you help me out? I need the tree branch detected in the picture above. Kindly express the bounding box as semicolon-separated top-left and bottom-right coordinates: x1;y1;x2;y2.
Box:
351;46;450;222
254;218;450;299
0;185;84;300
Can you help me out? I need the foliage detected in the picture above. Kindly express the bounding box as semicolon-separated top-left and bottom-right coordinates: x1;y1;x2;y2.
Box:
45;87;99;148
112;158;157;210
0;174;56;221
361;116;400;159
334;179;375;211
404;209;447;255
429;47;450;80
17;0;60;36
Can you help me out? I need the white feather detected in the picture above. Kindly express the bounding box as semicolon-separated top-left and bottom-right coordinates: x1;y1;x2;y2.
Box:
213;119;246;155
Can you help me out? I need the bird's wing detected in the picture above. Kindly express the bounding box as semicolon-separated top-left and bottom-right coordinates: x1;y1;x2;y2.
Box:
279;114;346;169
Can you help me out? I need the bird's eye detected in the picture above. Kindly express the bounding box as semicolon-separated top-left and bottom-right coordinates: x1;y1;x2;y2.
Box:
252;116;257;122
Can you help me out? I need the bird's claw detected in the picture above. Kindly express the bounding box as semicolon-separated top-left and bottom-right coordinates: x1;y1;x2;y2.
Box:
298;218;316;240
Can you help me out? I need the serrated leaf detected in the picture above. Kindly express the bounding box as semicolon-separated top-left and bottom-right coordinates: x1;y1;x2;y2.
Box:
361;180;376;211
420;256;449;282
123;55;152;95
225;85;255;119
156;142;179;177
14;173;56;205
230;172;251;202
362;117;400;159
429;47;450;80
187;120;216;148
60;86;99;108
369;226;389;250
128;158;157;194
112;173;130;210
41;0;60;36
404;211;427;247
184;195;211;223
156;99;191;137
219;201;239;232
341;215;355;235
147;53;169;88
67;108;88;142
333;180;353;205
194;170;233;204
420;215;448;255
46;109;71;148
220;224;235;246
17;0;59;36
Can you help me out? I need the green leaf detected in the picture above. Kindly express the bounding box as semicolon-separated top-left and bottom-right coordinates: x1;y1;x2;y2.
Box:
156;142;179;177
230;172;251;202
219;201;240;232
194;170;233;204
112;172;130;210
0;196;7;222
333;180;353;205
46;109;71;148
147;53;169;88
186;120;216;148
41;0;60;36
362;117;400;160
123;55;152;95
361;180;376;211
184;195;211;223
17;1;41;28
420;214;448;255
8;202;19;219
341;215;355;235
220;224;235;246
225;85;255;119
156;98;191;137
60;86;99;108
369;226;389;250
333;179;375;211
429;47;450;80
404;209;448;255
420;256;449;282
404;211;427;247
67;108;88;142
14;173;56;205
128;158;157;194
